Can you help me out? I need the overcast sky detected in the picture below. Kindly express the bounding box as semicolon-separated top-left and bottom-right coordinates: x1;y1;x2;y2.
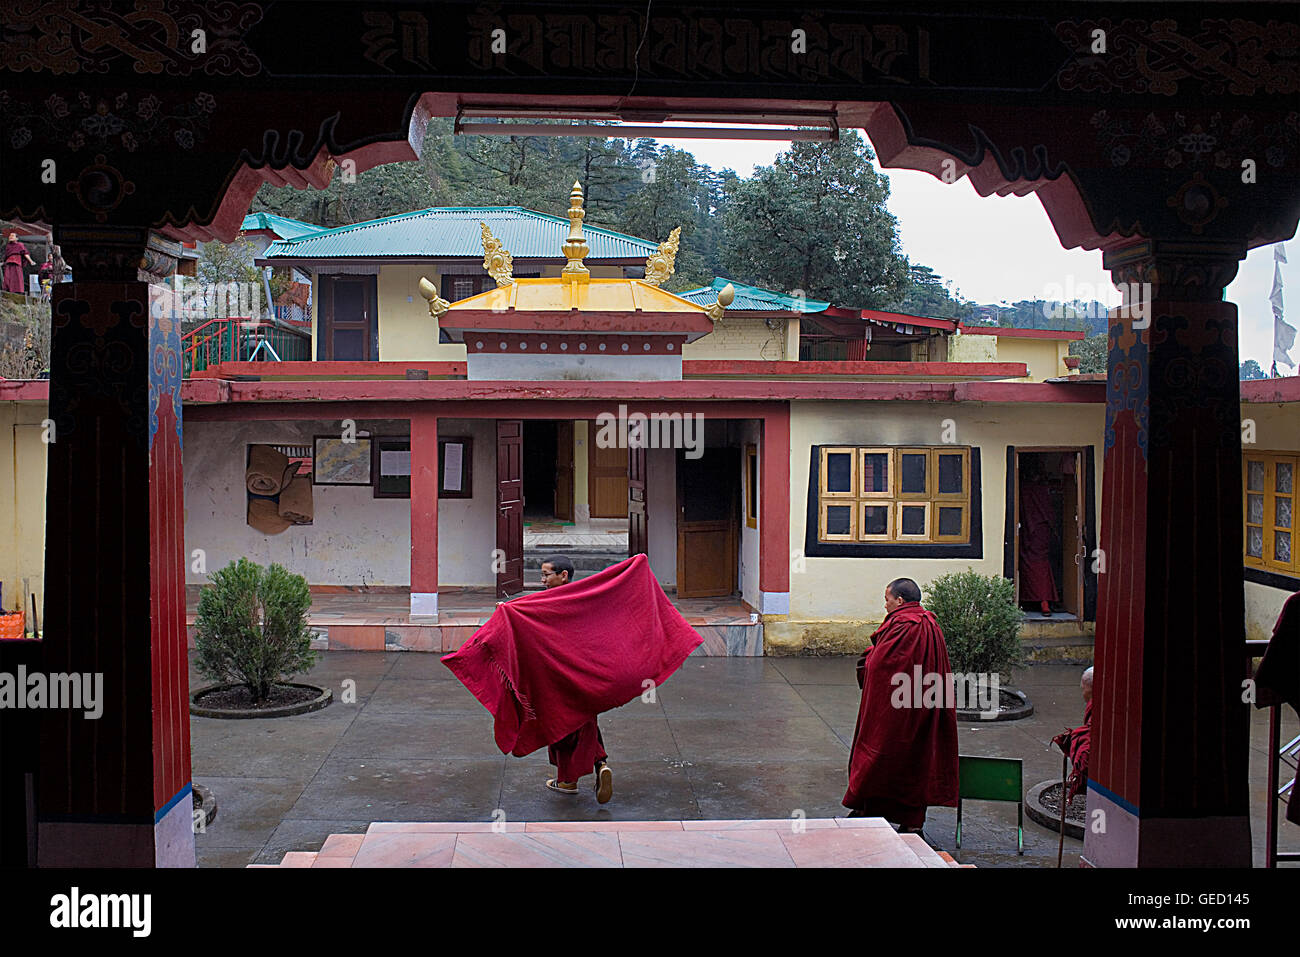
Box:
656;134;1294;370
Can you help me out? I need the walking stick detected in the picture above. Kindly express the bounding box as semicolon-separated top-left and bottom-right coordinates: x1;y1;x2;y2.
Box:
1057;750;1069;867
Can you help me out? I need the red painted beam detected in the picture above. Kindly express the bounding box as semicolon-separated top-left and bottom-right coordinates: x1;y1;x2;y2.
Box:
1241;376;1300;403
181;378;969;406
185;399;791;423
683;360;1027;379
860;310;959;331
953;381;1106;402
957;324;1086;340
0;380;50;400
192;360;467;379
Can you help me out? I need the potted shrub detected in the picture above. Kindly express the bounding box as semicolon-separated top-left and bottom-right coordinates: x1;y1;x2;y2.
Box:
922;569;1032;720
191;558;330;717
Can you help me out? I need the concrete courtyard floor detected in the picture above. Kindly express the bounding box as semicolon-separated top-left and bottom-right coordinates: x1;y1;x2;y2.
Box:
190;652;1300;868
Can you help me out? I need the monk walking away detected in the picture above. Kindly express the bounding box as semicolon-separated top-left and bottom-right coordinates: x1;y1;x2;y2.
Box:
844;577;958;833
539;556;613;804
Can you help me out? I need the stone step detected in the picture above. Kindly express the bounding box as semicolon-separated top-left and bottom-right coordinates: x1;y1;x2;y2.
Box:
278;851;318;867
899;833;950;867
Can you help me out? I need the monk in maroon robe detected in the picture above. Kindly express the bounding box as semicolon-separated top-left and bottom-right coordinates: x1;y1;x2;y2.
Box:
539;555;612;803
844;578;959;832
1019;463;1059;615
1254;590;1300;825
1051;666;1092;802
3;232;36;295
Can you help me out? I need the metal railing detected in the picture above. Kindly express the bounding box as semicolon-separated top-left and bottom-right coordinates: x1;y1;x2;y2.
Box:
181;317;311;376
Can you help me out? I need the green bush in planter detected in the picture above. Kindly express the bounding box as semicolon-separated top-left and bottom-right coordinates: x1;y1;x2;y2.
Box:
194;558;316;704
922;569;1024;679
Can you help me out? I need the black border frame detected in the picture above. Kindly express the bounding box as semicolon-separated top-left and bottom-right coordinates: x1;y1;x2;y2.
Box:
803;445;982;559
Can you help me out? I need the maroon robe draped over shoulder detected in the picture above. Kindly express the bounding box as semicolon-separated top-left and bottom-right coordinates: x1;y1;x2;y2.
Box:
441;553;702;757
1254;590;1300;825
844;602;959;817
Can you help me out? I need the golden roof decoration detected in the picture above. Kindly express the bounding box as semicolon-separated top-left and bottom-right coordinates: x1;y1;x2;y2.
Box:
561;180;590;282
480;222;514;287
417;276;452;319
643;226;681;287
705;283;735;323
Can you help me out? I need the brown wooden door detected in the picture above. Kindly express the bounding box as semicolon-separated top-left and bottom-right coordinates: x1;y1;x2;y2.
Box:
321;275;377;360
588;421;628;517
496;420;524;597
555;421;574;522
628;443;647;556
676;448;738;598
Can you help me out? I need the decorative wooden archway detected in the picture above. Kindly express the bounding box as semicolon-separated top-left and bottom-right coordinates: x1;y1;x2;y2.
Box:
3;0;1297;867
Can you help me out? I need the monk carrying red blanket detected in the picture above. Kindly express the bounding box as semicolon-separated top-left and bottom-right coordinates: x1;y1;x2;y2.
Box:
442;553;703;805
843;578;959;832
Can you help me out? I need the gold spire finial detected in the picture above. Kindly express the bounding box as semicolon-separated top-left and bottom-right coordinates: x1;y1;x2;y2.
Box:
561;179;590;282
417;276;451;319
643;226;681;287
705;282;735;323
480;222;514;287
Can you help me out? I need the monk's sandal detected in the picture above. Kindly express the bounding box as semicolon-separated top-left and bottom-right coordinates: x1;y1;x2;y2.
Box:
595;763;613;804
546;778;579;794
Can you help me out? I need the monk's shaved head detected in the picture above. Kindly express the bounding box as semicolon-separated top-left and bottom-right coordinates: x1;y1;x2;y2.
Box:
886;578;922;604
1081;666;1094;703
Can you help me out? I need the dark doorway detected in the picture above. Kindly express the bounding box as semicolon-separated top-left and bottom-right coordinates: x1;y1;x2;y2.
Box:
1014;449;1084;619
319;274;377;360
523;420;558;522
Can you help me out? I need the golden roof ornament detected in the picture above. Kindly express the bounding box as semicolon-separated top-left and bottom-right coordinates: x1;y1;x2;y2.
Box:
643;226;681;287
561;180;590;282
480;222;515;287
705;283;735;323
417;276;451;319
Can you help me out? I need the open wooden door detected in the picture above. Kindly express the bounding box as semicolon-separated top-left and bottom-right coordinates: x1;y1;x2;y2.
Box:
496;420;524;597
628;443;647;556
555;421;574;522
1059;451;1084;618
588;422;629;517
676;448;738;598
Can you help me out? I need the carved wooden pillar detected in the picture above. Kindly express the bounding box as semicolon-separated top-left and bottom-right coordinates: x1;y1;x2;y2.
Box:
1084;239;1250;867
36;227;193;867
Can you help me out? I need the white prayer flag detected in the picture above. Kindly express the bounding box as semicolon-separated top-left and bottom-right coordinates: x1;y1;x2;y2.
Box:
1273;243;1295;371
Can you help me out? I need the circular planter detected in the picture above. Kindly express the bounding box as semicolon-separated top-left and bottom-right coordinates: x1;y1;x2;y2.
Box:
192;782;217;829
190;682;331;719
1026;779;1086;839
955;687;1034;722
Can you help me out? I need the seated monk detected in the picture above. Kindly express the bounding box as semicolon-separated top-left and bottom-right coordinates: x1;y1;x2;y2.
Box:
843;577;959;833
1254;590;1300;826
1051;666;1093;802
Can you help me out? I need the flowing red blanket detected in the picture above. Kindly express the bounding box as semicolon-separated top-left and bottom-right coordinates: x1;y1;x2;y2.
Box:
441;553;703;756
844;602;959;811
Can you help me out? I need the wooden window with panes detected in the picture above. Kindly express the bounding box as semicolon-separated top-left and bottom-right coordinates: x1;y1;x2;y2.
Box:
1244;451;1297;575
818;447;971;544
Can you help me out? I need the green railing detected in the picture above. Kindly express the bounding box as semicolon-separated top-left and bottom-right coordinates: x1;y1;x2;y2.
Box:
181;317;311;376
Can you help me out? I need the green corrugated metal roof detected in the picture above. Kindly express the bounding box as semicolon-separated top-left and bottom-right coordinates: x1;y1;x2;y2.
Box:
261;207;660;260
677;277;831;313
241;212;325;240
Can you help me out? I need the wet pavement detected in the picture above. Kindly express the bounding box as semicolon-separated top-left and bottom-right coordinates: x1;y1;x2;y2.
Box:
189;652;1300;867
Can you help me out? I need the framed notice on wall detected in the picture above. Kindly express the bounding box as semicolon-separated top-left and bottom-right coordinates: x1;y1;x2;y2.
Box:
373;436;411;498
439;437;472;499
313;436;372;485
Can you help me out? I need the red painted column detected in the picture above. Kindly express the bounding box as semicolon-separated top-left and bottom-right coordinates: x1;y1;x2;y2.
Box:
1084;239;1251;867
758;405;791;614
410;410;439;616
36;230;193;866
